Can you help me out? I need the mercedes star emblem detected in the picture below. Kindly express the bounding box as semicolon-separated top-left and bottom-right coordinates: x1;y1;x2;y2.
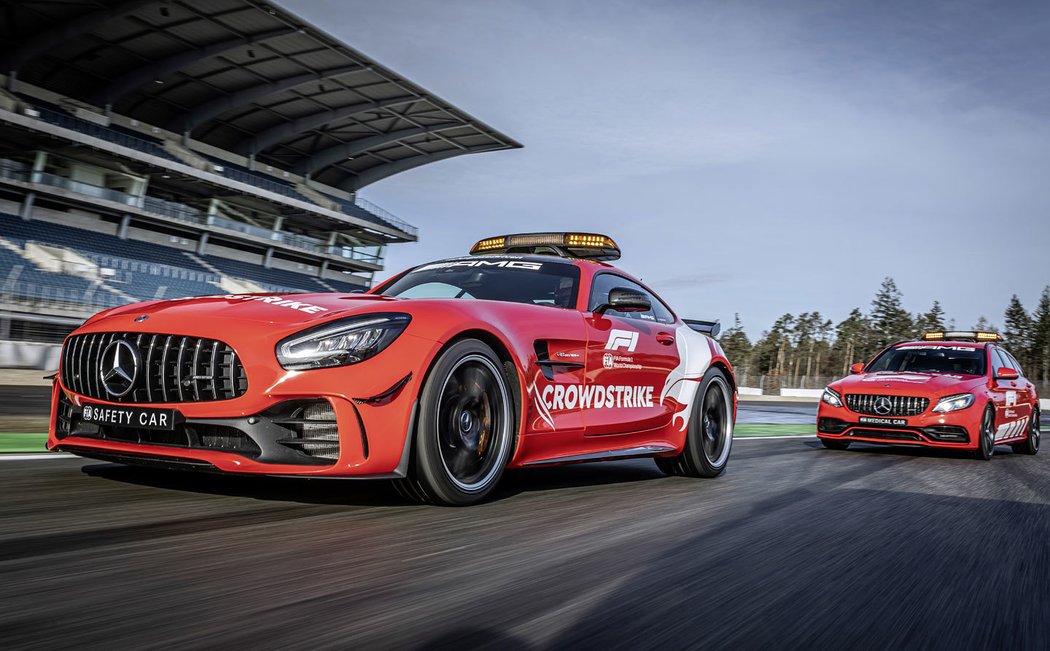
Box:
100;339;140;397
873;396;893;416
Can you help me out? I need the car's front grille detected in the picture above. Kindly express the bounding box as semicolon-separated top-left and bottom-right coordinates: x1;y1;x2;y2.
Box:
845;394;929;416
61;332;248;404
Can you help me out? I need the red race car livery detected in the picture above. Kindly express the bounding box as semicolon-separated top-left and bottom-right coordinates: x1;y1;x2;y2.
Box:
817;332;1041;459
49;233;737;504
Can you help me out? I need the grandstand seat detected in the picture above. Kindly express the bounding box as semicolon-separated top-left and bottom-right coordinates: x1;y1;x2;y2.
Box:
322;193;398;231
201;255;332;293
0;212;339;299
0;214;206;271
202;155;314;204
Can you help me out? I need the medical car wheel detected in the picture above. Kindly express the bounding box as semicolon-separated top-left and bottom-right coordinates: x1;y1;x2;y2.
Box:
398;339;514;505
1011;407;1040;456
975;406;995;461
656;367;733;478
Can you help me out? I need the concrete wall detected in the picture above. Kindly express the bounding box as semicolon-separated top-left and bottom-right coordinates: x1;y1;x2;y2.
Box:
0;340;60;371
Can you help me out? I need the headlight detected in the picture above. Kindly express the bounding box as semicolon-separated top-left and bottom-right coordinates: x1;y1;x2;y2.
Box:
822;386;843;407
932;393;975;413
276;313;411;370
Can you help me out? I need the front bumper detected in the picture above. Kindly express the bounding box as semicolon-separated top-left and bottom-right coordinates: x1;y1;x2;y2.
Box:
47;331;443;476
816;402;979;448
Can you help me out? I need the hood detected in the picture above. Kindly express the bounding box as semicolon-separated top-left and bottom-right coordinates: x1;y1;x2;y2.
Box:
832;371;986;395
85;293;400;331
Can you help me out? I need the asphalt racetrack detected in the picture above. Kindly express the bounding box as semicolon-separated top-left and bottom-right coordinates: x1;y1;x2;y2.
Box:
3;436;1048;648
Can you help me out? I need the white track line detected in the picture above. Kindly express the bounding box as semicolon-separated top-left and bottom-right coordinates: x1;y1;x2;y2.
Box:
0;453;77;461
736;434;816;440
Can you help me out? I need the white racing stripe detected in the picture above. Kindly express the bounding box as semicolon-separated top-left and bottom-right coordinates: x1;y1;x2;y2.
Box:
0;453;77;461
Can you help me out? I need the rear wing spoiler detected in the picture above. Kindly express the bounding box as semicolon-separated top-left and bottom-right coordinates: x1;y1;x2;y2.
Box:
684;319;720;337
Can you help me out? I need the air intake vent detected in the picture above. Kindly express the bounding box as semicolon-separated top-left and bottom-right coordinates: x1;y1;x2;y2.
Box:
61;332;247;403
273;400;340;461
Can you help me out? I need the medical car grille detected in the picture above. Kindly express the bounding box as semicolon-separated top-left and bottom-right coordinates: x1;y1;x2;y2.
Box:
61;332;247;403
845;394;929;417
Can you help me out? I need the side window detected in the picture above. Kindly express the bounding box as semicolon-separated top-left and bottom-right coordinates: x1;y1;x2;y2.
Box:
1003;350;1024;376
989;348;1008;375
588;274;675;324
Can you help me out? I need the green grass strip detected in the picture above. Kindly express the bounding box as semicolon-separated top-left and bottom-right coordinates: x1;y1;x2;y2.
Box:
735;423;815;437
0;425;812;453
0;432;49;453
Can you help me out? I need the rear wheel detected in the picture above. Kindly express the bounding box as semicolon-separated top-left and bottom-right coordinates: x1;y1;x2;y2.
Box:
656;367;733;478
1011;408;1040;456
974;406;995;461
820;438;851;451
395;339;515;505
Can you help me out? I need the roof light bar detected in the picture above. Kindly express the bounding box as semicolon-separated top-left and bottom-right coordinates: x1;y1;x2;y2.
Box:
469;232;621;261
921;331;1003;342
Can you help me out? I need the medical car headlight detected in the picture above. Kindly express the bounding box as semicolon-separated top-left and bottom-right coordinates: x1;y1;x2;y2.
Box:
932;393;975;413
821;386;843;408
277;313;411;370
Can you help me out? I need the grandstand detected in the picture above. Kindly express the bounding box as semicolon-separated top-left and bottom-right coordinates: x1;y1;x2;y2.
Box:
0;0;520;344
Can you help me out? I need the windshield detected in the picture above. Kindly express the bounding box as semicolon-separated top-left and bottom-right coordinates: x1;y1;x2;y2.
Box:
866;345;986;376
378;259;580;308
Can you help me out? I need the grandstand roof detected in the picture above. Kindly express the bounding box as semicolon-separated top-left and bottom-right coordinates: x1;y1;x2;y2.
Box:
0;0;521;191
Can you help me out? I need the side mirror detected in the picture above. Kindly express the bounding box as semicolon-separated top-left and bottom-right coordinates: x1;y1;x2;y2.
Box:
595;287;651;314
996;367;1019;380
849;363;865;375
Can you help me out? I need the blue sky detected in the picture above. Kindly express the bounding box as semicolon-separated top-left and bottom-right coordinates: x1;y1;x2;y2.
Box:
288;0;1050;336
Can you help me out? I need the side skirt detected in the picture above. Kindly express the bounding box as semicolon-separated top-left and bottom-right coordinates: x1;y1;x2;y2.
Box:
521;444;676;467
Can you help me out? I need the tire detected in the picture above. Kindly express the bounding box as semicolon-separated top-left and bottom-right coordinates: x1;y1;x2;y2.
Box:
395;339;516;505
974;406;995;461
658;367;733;478
820;438;851;451
1010;408;1040;456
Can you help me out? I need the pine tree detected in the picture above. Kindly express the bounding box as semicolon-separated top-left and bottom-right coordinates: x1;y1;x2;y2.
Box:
831;308;872;374
915;301;946;334
1030;286;1050;383
718;313;753;371
869;278;913;349
972;316;996;332
1002;295;1032;371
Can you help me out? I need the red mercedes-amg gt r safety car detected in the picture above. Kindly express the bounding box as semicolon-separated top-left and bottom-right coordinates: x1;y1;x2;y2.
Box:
817;331;1040;459
49;233;737;504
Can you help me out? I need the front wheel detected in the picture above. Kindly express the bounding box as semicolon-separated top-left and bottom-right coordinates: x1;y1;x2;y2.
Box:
656;367;733;478
974;406;995;461
395;339;516;505
1010;408;1040;456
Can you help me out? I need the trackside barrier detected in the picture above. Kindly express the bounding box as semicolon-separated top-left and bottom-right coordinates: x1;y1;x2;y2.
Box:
780;388;824;399
0;340;60;370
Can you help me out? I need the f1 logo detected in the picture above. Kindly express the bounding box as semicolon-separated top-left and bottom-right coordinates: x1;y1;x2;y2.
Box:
605;329;638;352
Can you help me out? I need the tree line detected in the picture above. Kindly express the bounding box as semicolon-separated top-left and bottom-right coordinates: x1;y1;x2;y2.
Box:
718;278;1050;384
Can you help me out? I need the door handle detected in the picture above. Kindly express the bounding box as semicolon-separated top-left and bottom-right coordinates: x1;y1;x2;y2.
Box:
656;333;675;346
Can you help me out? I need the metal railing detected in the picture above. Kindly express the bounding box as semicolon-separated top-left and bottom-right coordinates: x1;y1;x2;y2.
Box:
20;105;416;239
353;196;418;237
1;161;382;265
33;106;175;161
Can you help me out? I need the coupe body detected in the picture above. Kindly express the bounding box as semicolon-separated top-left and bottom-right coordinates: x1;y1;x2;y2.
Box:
49;233;737;504
817;332;1040;459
